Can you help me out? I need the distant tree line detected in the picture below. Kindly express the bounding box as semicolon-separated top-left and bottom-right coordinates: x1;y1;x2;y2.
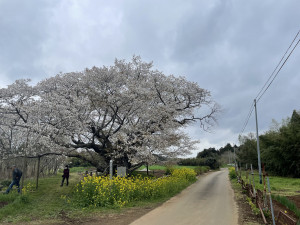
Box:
238;110;300;178
178;143;236;169
179;110;300;177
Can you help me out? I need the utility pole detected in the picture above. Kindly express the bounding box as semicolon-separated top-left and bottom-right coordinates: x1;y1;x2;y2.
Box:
254;99;262;184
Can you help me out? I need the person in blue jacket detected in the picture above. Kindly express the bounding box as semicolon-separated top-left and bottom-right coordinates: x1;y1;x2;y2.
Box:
5;165;22;194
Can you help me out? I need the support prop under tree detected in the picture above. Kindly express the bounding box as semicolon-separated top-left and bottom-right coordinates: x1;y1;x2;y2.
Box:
21;155;27;195
146;162;149;176
36;156;41;190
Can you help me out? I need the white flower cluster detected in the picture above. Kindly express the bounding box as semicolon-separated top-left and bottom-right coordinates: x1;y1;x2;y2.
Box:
0;56;219;170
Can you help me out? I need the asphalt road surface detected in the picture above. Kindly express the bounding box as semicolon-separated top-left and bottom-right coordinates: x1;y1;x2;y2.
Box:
130;168;238;225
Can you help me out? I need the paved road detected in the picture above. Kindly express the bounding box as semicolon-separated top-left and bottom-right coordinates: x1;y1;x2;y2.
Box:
130;168;238;225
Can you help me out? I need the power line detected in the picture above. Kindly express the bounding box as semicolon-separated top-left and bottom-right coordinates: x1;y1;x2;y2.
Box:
255;30;300;100
257;36;300;102
240;102;255;134
239;30;300;136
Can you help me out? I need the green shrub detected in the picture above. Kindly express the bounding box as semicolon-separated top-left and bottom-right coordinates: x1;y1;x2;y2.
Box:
194;166;210;175
229;167;237;180
247;197;260;215
72;168;197;208
1;180;11;187
178;157;220;169
165;165;175;175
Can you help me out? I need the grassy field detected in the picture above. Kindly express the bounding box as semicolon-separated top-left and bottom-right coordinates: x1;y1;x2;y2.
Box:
0;173;84;223
233;169;300;225
238;170;300;196
0;171;133;224
138;165;197;171
0;165;199;224
229;168;300;224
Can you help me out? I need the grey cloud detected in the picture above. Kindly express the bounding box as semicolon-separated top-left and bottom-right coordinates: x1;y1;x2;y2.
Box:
0;1;57;83
0;0;300;153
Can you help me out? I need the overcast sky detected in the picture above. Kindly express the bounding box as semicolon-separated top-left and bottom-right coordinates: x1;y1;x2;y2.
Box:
1;0;299;157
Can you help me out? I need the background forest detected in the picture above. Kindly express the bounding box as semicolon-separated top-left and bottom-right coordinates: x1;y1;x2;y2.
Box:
179;110;300;178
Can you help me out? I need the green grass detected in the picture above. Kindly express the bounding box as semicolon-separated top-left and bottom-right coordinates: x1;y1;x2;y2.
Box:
0;166;199;223
138;165;197;171
272;194;300;225
0;172;83;223
173;165;197;169
138;165;167;170
69;166;94;173
239;170;300;196
237;170;300;224
57;166;94;173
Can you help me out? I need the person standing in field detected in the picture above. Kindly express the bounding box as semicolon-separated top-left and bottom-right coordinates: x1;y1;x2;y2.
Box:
61;165;69;186
5;165;22;194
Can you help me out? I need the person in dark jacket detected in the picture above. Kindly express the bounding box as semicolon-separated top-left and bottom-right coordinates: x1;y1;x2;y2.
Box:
61;165;70;186
5;165;22;194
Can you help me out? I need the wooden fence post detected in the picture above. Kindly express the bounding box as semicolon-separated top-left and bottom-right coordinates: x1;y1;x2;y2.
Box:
251;164;256;197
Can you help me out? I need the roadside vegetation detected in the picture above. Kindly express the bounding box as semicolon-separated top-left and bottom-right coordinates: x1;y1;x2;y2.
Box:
0;166;201;224
272;195;300;221
72;168;196;208
138;165;197;171
229;169;264;225
230;167;300;224
238;170;300;196
230;110;300;224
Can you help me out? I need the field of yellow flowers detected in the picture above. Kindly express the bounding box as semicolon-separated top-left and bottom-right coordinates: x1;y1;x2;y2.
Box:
72;168;197;208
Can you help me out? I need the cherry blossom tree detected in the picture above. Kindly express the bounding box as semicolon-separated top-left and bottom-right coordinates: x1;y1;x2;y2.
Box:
0;56;219;173
0;80;37;158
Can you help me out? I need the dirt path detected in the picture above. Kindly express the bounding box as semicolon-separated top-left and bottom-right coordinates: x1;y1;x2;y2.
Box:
130;168;238;225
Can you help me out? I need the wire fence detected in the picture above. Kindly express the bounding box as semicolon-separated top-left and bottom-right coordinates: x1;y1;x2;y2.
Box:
235;164;298;225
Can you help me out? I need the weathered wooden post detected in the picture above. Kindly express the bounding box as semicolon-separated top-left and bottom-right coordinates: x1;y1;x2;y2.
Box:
251;164;256;197
146;162;149;176
262;164;267;208
248;168;252;196
246;163;249;182
21;155;27;194
239;162;242;179
36;156;41;190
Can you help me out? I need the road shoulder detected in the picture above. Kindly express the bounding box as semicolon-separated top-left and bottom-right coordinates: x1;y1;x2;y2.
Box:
230;177;265;225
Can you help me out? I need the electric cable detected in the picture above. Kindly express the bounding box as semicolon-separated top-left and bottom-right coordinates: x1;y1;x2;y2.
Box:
257;36;300;102
255;30;300;100
240;102;255;134
239;30;300;136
